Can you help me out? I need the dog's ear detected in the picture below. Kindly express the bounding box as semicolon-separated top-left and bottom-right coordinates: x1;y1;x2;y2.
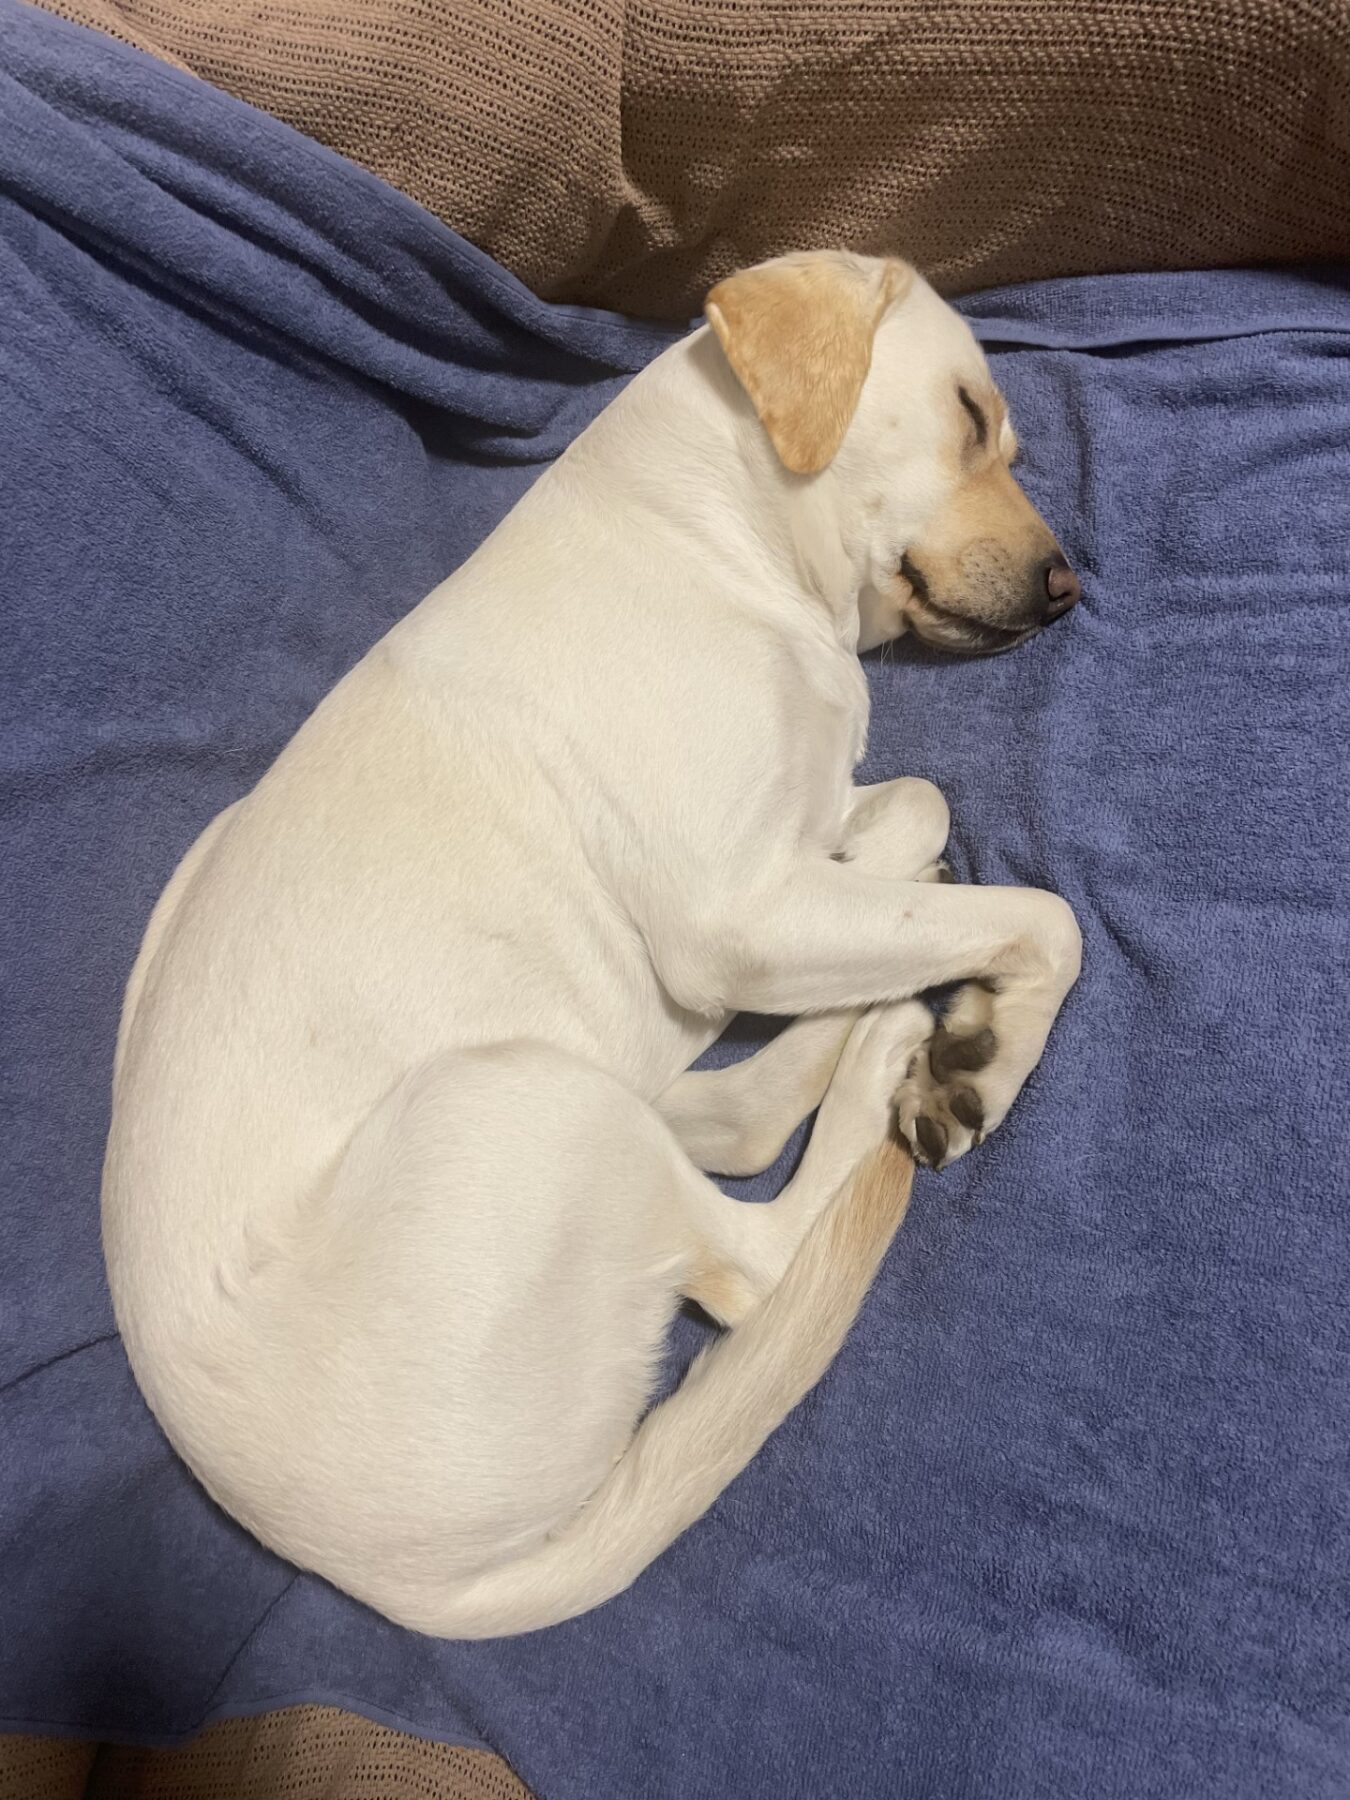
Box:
705;254;912;476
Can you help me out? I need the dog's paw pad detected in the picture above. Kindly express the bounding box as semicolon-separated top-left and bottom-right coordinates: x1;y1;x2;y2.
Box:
929;1023;997;1080
948;1087;985;1134
912;1114;948;1168
896;991;1004;1170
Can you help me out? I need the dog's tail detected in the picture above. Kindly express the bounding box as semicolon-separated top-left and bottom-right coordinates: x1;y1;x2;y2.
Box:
398;1135;914;1640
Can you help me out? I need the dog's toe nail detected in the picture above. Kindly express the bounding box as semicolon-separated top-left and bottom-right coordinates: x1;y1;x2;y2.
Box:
914;1115;947;1169
950;1088;984;1132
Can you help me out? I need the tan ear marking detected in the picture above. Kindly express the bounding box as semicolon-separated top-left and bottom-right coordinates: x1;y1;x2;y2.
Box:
705;255;911;475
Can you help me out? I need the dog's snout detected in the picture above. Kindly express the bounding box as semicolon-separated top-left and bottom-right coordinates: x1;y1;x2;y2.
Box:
1041;554;1081;622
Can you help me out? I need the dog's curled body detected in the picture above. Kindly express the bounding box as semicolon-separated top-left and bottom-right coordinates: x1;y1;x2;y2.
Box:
105;254;1081;1636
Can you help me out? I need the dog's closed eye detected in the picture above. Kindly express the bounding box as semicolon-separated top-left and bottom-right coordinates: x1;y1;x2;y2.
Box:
957;385;988;451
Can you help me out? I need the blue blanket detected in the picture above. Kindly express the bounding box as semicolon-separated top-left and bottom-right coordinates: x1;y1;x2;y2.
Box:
2;6;1347;1795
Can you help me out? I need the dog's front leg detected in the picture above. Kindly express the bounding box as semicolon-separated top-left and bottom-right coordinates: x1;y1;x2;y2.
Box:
655;776;956;1174
655;863;1081;1169
841;776;953;883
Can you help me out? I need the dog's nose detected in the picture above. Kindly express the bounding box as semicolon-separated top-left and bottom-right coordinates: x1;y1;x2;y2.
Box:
1042;554;1082;622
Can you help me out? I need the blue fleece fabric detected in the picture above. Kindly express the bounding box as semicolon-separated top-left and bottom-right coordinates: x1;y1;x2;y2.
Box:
2;5;1347;1795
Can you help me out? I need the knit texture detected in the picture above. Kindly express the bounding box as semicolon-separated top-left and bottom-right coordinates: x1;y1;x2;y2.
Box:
34;0;1350;318
2;1717;530;1800
0;1735;94;1800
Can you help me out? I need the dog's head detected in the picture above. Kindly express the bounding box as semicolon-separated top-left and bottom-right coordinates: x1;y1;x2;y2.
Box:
705;251;1079;654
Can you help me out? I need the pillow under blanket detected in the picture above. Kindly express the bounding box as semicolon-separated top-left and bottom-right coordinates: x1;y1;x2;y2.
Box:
34;0;1350;319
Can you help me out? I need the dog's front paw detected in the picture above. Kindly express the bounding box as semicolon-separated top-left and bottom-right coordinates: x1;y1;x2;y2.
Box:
895;984;1002;1169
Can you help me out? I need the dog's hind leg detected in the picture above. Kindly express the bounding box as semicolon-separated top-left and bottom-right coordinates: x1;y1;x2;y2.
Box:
678;1001;930;1323
655;778;950;1177
655;1011;856;1177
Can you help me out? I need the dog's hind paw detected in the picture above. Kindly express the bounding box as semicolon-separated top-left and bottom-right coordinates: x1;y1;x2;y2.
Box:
895;985;1000;1170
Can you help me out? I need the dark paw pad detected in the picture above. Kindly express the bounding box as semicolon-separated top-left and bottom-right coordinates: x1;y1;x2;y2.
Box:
913;1114;948;1169
949;1088;985;1133
929;1024;997;1082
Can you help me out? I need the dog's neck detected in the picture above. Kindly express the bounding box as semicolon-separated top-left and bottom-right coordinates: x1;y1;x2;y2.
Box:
590;331;870;654
787;474;866;652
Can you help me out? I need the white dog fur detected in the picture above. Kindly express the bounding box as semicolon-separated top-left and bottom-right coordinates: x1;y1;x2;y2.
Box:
103;252;1082;1639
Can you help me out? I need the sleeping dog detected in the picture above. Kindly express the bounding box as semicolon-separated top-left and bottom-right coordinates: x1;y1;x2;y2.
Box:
103;252;1082;1638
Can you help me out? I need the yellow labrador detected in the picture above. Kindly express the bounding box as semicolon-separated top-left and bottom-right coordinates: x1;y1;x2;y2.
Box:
104;253;1082;1639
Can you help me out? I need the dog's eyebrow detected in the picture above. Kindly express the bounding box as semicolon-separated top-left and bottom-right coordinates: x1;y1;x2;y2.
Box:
957;385;988;448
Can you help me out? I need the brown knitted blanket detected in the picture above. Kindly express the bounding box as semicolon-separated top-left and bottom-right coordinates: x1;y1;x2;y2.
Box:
36;0;1350;317
1;1709;533;1798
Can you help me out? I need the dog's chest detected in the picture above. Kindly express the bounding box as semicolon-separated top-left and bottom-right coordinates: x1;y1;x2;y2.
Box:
800;635;870;763
784;636;871;837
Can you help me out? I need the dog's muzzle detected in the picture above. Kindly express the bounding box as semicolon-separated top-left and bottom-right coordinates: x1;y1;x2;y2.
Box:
903;549;1082;657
